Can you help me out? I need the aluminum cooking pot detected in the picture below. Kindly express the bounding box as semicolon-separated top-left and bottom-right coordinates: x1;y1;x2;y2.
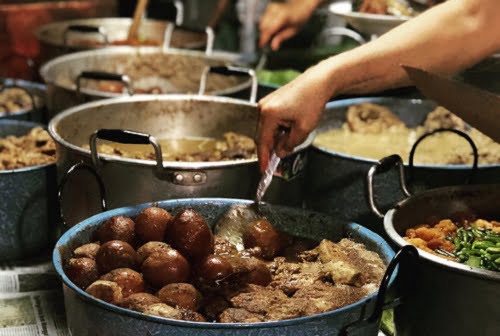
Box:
0;120;57;261
305;97;500;236
50;67;311;228
39;39;253;115
54;195;418;336
35;17;207;63
0;78;46;122
366;155;500;335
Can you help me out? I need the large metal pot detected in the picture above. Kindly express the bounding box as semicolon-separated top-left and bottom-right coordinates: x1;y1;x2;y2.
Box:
366;155;500;336
305;97;500;235
0;120;57;261
40;43;253;115
35;17;207;63
0;78;47;122
50;74;312;228
53;196;417;336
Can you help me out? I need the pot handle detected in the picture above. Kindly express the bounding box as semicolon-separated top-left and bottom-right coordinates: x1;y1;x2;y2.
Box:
76;71;134;99
366;154;411;219
0;83;38;121
199;65;258;103
162;24;215;55
63;25;109;47
58;162;107;229
89;129;164;174
340;245;419;336
408;128;478;184
318;27;367;46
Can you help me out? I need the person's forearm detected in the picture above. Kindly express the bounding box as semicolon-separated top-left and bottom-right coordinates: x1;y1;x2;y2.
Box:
319;0;500;97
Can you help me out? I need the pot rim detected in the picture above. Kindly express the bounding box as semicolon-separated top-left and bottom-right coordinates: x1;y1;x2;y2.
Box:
0;78;46;117
0;119;55;174
54;197;395;329
329;0;409;23
34;17;206;50
384;184;500;282
314;97;500;169
39;46;252;98
48;94;314;170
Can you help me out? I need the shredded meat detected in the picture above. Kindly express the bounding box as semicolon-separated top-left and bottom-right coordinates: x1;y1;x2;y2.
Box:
346;103;405;134
269;258;328;296
423;106;467;131
0;88;37;114
219;308;265;323
85;132;257;162
0;127;56;170
70;53;242;95
292;282;367;315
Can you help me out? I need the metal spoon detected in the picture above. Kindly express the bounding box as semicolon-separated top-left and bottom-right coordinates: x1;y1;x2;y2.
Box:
214;128;288;249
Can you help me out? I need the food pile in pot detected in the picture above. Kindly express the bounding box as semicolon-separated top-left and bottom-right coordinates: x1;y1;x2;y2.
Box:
314;103;500;165
0;88;37;115
64;207;386;323
405;217;500;271
0;127;56;170
86;132;257;162
354;0;444;17
67;54;242;95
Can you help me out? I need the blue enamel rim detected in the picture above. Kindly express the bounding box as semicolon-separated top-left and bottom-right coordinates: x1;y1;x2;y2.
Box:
314;97;500;169
0;120;55;174
0;78;46;117
54;198;396;329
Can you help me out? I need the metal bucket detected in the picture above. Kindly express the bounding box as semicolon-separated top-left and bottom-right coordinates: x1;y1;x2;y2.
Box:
305;97;500;235
39;44;253;115
35;17;207;63
53;197;417;336
366;155;500;336
0;78;46;122
0;120;57;261
50;72;312;228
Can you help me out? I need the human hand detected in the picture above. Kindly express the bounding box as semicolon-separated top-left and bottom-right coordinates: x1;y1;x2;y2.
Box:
257;63;333;172
259;0;320;51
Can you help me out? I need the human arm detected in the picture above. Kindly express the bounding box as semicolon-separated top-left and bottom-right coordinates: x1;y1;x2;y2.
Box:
259;0;324;50
257;0;500;171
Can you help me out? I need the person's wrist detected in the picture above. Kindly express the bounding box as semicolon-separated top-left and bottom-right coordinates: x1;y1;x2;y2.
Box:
291;0;322;22
310;59;340;101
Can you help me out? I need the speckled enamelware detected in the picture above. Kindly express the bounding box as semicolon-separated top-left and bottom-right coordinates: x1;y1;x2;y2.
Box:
0;120;57;261
54;198;397;336
0;78;47;122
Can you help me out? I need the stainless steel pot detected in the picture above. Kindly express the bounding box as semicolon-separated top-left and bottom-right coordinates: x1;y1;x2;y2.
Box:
53;196;417;336
35;17;207;63
0;120;57;261
305;97;500;236
50;70;312;228
0;78;46;122
366;155;500;336
40;42;253;115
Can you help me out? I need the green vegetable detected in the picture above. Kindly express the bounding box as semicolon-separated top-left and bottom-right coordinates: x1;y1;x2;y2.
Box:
465;256;481;268
380;309;395;336
257;69;301;87
451;227;499;271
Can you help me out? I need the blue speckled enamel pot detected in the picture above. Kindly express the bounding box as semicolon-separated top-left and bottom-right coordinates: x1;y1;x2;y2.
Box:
0;120;57;261
305;97;500;236
54;198;399;336
0;78;47;122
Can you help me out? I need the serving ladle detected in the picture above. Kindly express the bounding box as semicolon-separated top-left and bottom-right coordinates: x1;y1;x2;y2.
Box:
214;128;288;249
